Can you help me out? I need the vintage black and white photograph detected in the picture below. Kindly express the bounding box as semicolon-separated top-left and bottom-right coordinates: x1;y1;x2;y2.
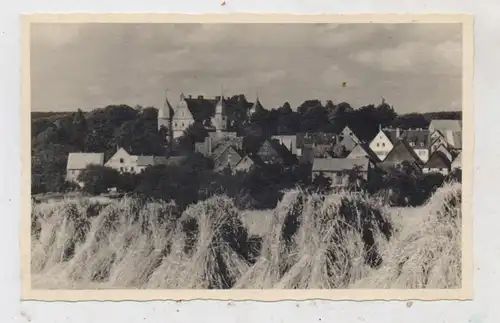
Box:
24;15;472;297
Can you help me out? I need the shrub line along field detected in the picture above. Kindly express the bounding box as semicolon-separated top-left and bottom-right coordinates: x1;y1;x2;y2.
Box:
31;182;461;289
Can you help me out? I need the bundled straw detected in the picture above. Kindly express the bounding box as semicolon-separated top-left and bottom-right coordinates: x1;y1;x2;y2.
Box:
147;195;251;289
64;197;179;285
31;198;104;273
353;182;462;288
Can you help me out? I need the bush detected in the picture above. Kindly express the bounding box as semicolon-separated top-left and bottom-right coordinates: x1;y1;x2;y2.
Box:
78;165;120;195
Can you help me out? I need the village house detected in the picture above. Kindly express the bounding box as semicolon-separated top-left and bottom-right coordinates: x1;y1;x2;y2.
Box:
66;152;105;186
257;138;297;166
347;143;380;162
369;127;400;161
104;147;167;174
271;134;297;155
195;133;241;157
340;125;361;144
312;157;371;187
295;132;337;157
233;155;265;173
430;134;449;153
433;143;454;162
369;127;431;162
428;119;462;150
338;134;357;153
401;129;431;163
212;144;244;172
422;151;452;175
380;139;423;172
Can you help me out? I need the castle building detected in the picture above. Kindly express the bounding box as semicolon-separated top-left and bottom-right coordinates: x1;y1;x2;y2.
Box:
158;90;242;144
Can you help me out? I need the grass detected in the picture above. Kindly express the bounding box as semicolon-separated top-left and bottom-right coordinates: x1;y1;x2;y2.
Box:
30;182;462;289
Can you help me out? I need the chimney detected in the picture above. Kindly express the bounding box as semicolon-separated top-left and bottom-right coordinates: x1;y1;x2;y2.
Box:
396;128;401;138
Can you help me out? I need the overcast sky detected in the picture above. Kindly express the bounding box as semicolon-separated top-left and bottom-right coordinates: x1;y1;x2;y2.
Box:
30;23;462;114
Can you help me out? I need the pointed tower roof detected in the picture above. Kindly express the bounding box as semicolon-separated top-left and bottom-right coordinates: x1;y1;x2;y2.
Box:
158;89;174;119
249;93;264;115
215;86;226;115
174;92;194;120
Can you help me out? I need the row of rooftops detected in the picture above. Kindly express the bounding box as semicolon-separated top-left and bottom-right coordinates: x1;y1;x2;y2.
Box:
66;148;175;171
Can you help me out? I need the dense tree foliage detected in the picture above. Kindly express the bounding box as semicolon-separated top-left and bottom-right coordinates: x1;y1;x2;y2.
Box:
31;98;460;210
77;165;121;195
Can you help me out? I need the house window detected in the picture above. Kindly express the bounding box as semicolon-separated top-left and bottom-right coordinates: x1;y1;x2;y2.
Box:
420;142;425;147
410;142;415;147
382;143;385;147
131;167;134;172
120;158;124;163
377;143;380;147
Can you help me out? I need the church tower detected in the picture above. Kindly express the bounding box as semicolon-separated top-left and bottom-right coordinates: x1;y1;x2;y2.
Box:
211;88;227;133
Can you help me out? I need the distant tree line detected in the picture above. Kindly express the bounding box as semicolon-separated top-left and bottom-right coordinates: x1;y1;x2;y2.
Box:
31;97;461;209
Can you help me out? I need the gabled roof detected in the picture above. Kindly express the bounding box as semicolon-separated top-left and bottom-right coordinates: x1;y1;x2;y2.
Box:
347;143;380;162
424;151;451;169
271;135;297;152
258;139;297;164
339;135;357;152
383;139;422;166
434;143;453;162
381;129;401;144
312;157;370;173
213;144;243;162
67;152;104;170
341;125;360;143
235;154;265;169
429;119;462;132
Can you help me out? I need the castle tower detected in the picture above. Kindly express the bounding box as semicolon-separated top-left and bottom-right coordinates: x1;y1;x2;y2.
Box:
211;87;227;133
248;92;263;119
158;89;174;142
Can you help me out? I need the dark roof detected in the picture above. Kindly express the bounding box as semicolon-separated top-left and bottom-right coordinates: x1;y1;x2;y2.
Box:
236;154;265;168
383;139;423;166
312;157;370;173
401;129;431;148
258;139;297;164
180;95;253;122
296;132;337;148
424;151;451;169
